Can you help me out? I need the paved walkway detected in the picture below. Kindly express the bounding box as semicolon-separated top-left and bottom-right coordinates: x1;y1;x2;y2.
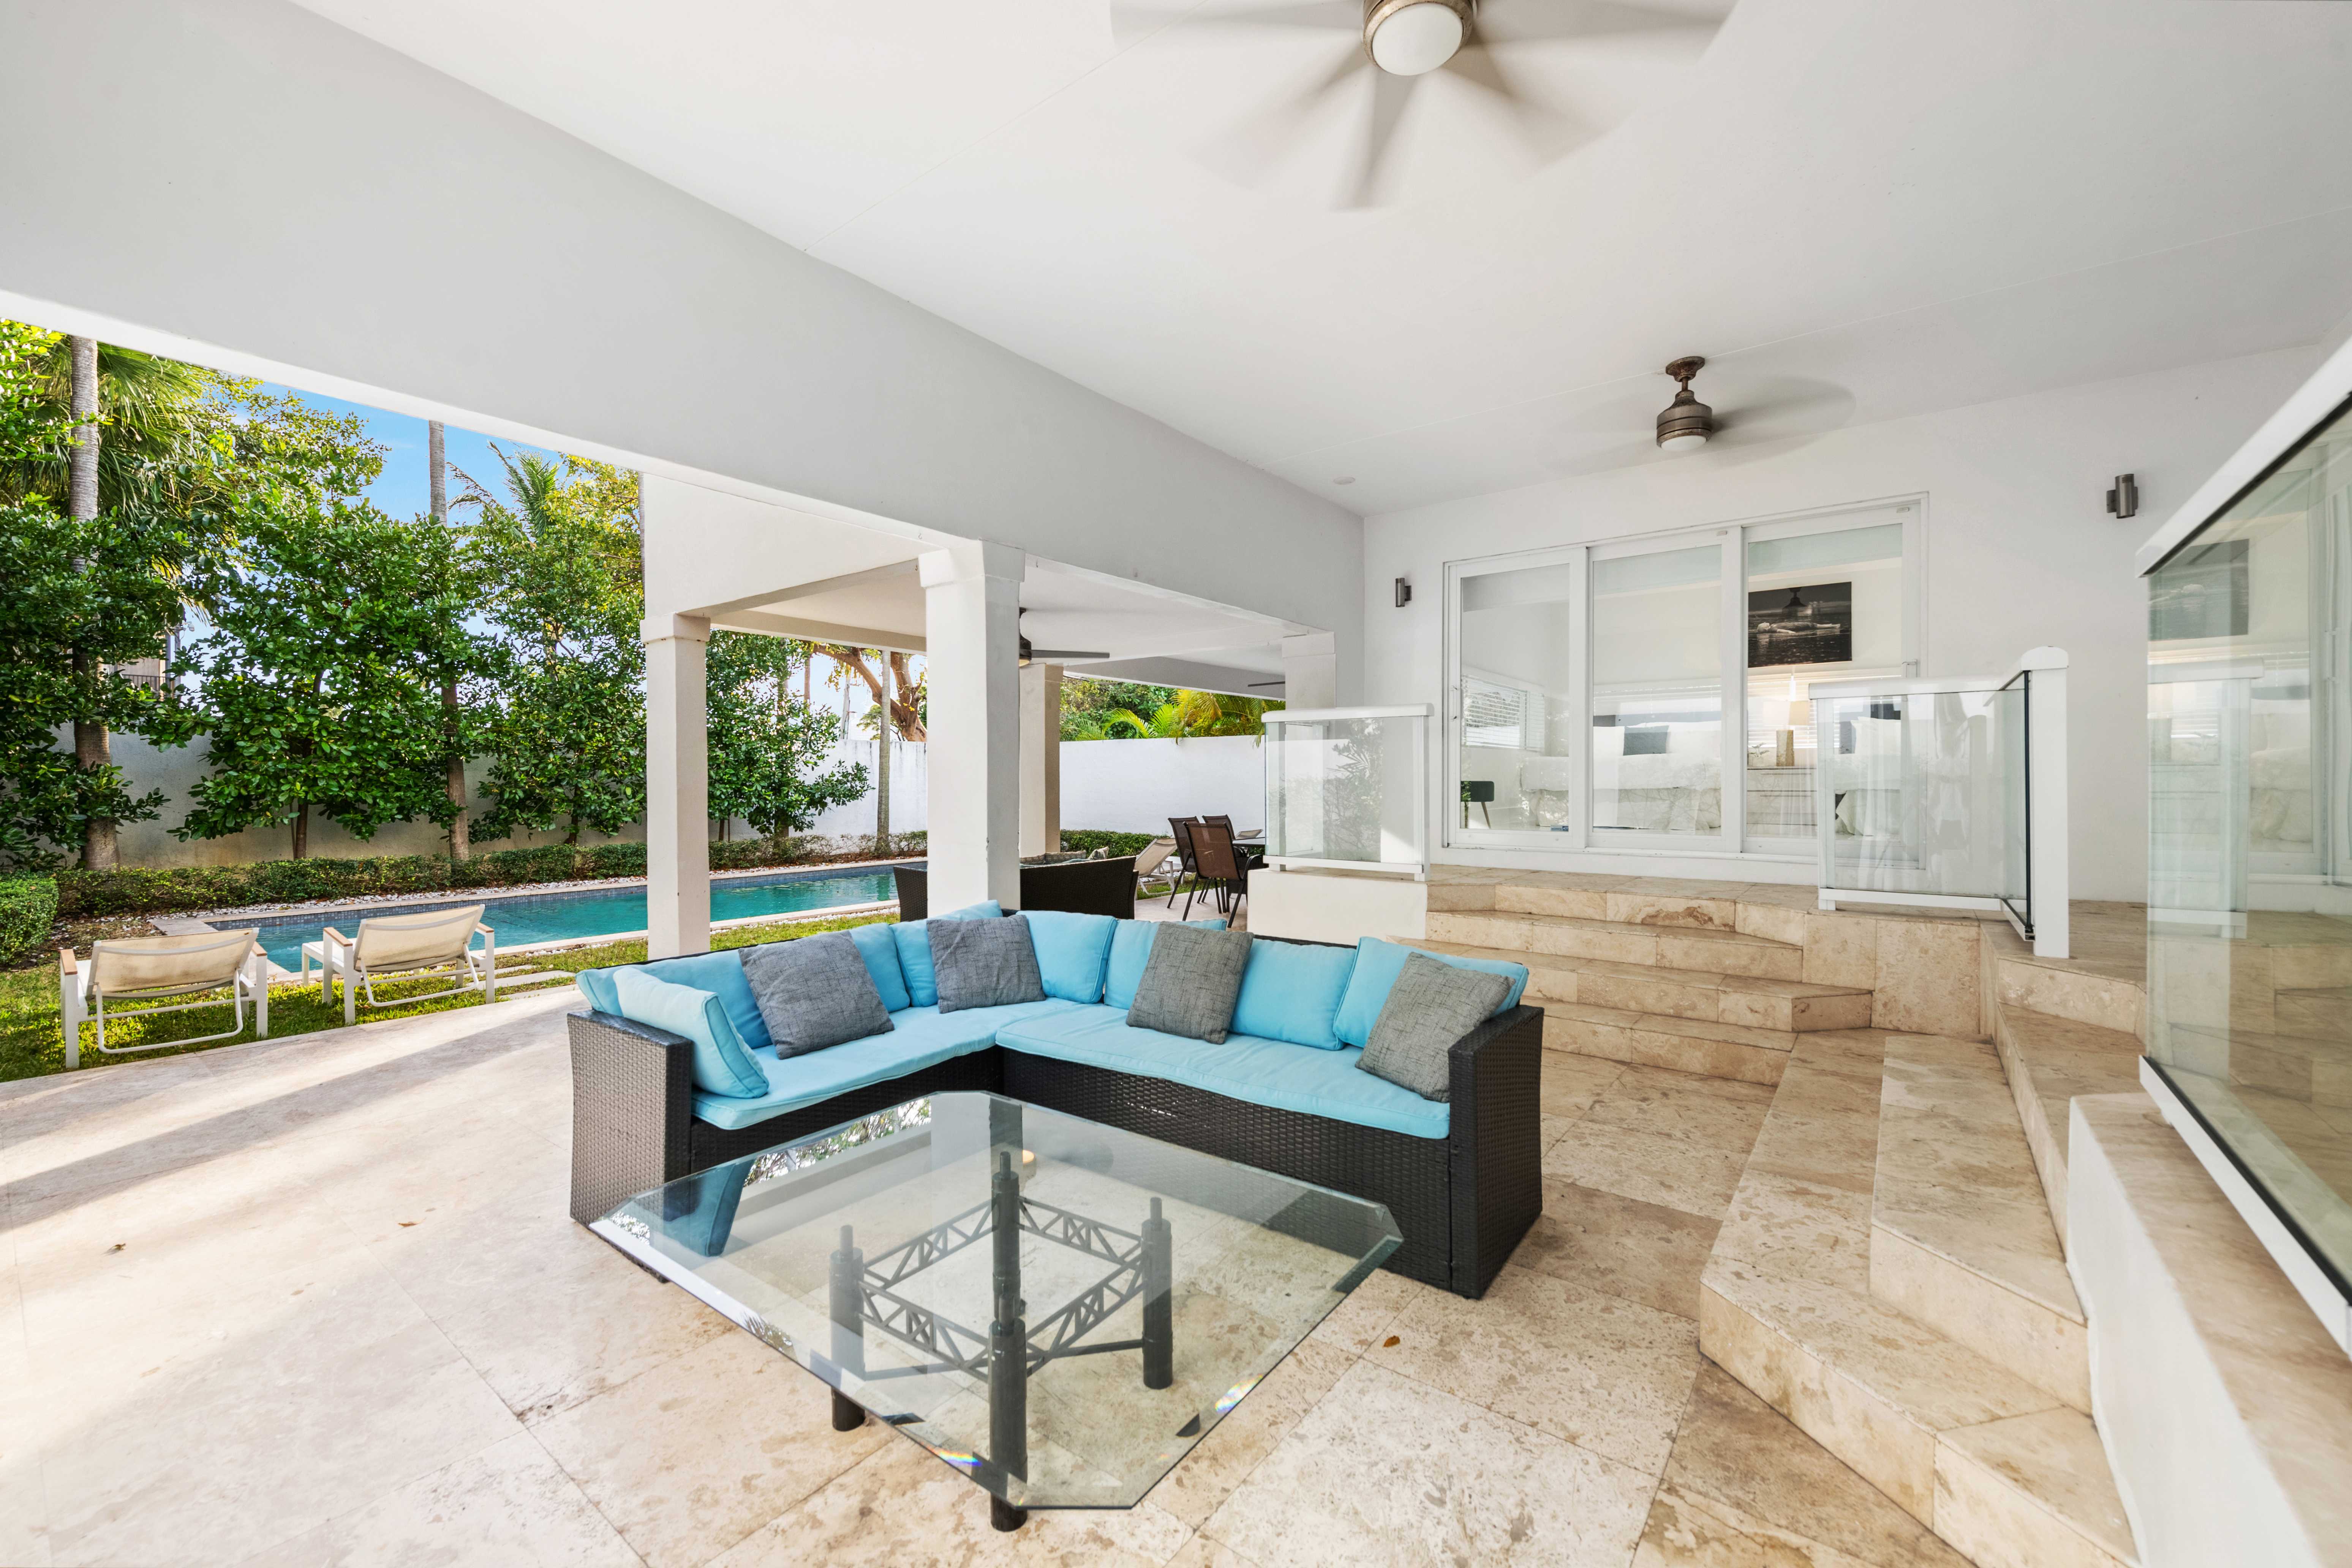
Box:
0;985;1960;1566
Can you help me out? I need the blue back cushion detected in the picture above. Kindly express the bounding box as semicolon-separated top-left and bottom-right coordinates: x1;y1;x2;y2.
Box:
1231;938;1358;1050
1104;917;1228;1010
613;967;768;1099
1024;910;1119;1004
890;901;1004;1008
1332;937;1529;1049
577;949;770;1050
848;922;911;1012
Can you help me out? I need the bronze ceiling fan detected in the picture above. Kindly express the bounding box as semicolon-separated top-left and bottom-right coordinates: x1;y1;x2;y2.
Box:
1121;0;1723;207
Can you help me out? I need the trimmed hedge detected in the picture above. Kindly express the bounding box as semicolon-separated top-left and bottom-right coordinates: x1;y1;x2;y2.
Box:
0;877;58;966
1059;830;1158;857
52;832;932;921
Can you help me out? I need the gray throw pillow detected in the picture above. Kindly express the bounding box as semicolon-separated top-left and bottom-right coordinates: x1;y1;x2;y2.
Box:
1127;922;1253;1043
930;913;1046;1013
741;933;894;1058
1358;952;1512;1102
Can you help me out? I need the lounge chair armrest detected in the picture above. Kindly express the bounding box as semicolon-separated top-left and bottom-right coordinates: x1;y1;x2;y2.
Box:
567;1009;695;1224
1444;1003;1545;1298
321;927;351;946
476;924;494;937
58;947;76;976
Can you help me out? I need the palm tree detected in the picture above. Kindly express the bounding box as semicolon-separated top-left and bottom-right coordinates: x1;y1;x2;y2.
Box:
428;419;470;862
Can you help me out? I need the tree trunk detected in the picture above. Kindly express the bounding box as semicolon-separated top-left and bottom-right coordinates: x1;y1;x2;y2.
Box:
875;666;891;851
68;335;117;870
430;420;470;861
291;801;308;860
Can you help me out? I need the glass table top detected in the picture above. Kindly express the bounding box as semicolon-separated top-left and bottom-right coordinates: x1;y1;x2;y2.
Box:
592;1092;1402;1515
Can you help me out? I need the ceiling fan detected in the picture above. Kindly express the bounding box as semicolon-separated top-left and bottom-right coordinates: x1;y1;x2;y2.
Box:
1124;0;1725;207
1018;612;1109;665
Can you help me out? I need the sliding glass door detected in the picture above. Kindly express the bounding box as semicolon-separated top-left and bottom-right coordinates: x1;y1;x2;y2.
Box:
1446;500;1919;860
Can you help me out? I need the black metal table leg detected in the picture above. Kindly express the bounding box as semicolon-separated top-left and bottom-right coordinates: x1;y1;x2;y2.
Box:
829;1223;867;1430
1142;1196;1173;1391
986;1151;1029;1528
830;1389;865;1432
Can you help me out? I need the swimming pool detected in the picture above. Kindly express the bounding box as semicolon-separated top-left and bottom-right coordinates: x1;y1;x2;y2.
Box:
246;867;900;971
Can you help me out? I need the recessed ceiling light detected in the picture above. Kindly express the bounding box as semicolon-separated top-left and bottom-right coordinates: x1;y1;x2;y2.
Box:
1334;476;1356;485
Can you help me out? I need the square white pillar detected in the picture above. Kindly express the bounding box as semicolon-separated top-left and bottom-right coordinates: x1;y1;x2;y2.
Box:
1282;630;1337;710
1019;661;1062;857
643;613;711;958
921;542;1024;910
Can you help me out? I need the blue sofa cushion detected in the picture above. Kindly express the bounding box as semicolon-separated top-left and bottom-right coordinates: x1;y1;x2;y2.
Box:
1232;938;1357;1050
1333;937;1528;1050
995;1005;1449;1140
578;948;770;1051
692;998;1081;1130
849;923;911;1012
615;967;768;1099
1104;917;1228;1010
1023;910;1118;1004
891;900;1004;1008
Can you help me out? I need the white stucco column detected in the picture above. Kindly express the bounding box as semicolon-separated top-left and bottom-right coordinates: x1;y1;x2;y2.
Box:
643;612;711;958
1019;661;1063;856
921;541;1024;910
1281;631;1337;709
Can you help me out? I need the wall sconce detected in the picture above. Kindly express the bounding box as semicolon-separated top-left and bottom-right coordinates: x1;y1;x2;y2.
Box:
1394;577;1413;608
2107;474;2139;519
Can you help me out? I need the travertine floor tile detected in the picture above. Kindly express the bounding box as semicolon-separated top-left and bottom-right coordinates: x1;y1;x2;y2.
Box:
531;1329;890;1568
1371;1265;1701;1473
1545;1122;1747;1219
1509;1178;1720;1320
237;1431;639;1568
1540;1051;1625;1118
1304;1261;1430;1355
1583;1064;1773;1153
1148;1337;1353;1530
713;1438;1190;1567
1645;1365;1968;1568
1711;1171;1873;1294
1203;1361;1657;1567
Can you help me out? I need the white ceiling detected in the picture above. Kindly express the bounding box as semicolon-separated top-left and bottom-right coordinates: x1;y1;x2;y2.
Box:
290;0;2352;514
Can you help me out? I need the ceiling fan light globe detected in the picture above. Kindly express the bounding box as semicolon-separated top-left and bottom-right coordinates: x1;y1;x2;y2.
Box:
1367;1;1465;75
1657;430;1710;454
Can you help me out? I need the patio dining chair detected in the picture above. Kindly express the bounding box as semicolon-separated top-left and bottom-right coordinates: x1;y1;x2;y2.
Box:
1165;817;1203;907
1203;813;1264;874
1184;820;1251;923
301;904;497;1025
58;928;269;1070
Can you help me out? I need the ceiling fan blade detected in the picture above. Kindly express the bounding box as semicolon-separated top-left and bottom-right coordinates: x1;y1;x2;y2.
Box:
1106;2;1198;48
1441;36;1593;161
1344;68;1421;209
1198;44;1367;186
1027;649;1114;661
1114;0;1356;42
1473;0;1729;47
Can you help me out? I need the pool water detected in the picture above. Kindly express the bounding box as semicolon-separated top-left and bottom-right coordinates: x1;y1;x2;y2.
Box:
250;869;899;971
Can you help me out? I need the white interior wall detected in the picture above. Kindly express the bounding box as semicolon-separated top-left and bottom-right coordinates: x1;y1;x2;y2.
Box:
0;0;1362;699
1365;346;2323;900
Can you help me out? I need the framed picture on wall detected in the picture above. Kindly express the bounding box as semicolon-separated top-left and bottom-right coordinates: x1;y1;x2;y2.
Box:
1748;581;1853;667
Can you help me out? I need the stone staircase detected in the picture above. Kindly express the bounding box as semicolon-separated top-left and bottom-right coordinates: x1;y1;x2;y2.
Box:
1413;871;2158;1568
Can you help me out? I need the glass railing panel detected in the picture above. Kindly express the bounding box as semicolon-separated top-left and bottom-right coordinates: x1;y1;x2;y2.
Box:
2145;394;2352;1304
1263;710;1427;871
1813;684;2019;900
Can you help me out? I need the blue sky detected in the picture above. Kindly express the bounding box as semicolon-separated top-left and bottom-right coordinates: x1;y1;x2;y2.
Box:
259;383;562;520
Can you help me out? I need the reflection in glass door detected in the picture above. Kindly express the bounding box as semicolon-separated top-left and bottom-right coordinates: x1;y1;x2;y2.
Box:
1590;542;1723;841
1457;556;1582;839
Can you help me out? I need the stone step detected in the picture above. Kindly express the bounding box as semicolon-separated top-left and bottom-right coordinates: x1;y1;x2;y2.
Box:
1992;1005;2147;1243
1408;937;1871;1032
1703;1033;2141;1568
1873;1035;2088;1412
1541;1001;1797;1086
1424;907;1807;981
2276;986;2352;1045
1489;878;1739;931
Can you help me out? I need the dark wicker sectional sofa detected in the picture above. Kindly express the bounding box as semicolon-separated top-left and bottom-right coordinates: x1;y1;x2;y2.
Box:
567;933;1544;1299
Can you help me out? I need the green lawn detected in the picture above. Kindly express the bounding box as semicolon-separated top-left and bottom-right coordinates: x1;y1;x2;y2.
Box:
1;911;895;1083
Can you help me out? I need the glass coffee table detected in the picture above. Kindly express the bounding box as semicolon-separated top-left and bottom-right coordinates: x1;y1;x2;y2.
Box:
591;1092;1401;1531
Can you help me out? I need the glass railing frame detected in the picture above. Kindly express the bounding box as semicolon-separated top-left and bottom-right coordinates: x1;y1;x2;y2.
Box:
1260;705;1433;879
1808;647;2070;959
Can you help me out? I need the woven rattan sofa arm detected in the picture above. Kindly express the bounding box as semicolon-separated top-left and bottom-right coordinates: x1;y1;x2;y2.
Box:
1444;1003;1546;1298
568;1008;696;1225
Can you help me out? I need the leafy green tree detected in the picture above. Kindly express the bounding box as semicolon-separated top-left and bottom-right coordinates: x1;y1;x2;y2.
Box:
465;449;647;845
707;633;867;839
1060;682;1280;741
176;401;486;857
0;322;237;868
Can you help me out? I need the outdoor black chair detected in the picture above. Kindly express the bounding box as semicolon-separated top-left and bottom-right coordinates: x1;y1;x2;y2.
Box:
1165;817;1202;907
1184;819;1250;922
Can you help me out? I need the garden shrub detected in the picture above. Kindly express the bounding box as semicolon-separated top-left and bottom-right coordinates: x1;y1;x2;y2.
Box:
1059;830;1157;858
0;876;57;965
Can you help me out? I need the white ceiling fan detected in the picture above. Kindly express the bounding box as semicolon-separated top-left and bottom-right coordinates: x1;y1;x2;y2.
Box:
1118;0;1728;207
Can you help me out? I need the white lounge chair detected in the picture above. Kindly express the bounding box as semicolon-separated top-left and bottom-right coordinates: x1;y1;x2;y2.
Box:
59;929;269;1070
301;904;497;1025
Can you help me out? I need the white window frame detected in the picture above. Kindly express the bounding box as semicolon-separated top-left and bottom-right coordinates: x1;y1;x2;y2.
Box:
1441;496;1926;863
